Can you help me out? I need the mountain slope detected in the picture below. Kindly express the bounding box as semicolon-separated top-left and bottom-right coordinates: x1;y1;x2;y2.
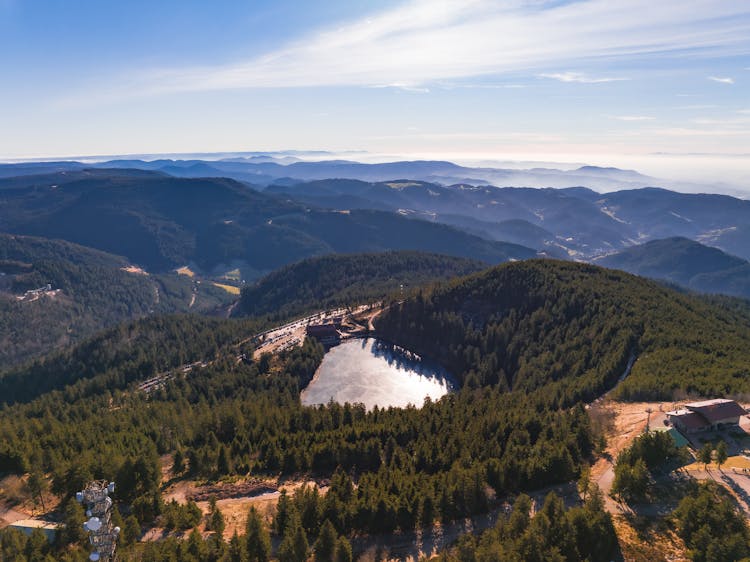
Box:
267;180;633;257
375;259;750;401
0;170;537;275
0;314;257;405
233;251;487;320
0;233;229;368
598;237;750;299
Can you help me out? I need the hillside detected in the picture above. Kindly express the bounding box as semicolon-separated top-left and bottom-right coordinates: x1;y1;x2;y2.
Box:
266;180;628;257
0;170;536;275
268;180;750;261
598;237;750;299
0;234;230;369
375;259;750;401
4;260;750;560
0;314;258;406
0;286;605;549
233;251;487;320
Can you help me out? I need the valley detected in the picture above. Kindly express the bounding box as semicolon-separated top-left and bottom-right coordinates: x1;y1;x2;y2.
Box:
5;2;750;560
1;162;750;562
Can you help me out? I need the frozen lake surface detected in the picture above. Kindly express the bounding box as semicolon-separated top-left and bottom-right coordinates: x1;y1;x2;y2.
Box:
301;338;455;410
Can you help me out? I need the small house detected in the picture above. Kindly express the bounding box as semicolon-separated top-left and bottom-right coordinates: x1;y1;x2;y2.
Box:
667;398;747;434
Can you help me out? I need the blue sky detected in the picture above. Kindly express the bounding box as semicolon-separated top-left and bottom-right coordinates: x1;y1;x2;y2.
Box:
1;0;748;184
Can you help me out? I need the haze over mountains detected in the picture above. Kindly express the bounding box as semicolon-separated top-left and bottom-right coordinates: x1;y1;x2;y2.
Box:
2;153;750;333
0;152;718;193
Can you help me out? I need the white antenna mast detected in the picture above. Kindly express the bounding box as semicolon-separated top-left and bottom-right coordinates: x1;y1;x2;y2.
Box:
76;480;120;562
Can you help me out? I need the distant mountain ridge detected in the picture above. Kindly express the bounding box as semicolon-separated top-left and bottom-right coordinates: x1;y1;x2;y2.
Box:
598;237;750;300
0;156;664;190
3;160;750;302
266;178;750;262
0;170;537;275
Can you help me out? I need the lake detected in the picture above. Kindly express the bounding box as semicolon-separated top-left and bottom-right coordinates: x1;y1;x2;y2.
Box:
301;337;455;409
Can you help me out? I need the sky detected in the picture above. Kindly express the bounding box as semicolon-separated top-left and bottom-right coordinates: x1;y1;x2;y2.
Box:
1;0;749;186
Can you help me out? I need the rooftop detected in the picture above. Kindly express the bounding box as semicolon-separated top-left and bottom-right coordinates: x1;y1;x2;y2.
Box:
666;409;708;431
685;399;747;423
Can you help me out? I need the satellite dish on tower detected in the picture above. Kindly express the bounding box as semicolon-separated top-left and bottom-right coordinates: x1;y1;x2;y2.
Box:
86;517;102;532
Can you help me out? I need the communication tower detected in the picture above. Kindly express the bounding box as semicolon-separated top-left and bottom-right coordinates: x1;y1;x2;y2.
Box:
76;480;119;562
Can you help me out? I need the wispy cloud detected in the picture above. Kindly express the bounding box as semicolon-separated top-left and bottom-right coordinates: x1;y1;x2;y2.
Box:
65;0;750;101
708;76;735;84
540;72;628;83
372;83;430;93
609;115;655;121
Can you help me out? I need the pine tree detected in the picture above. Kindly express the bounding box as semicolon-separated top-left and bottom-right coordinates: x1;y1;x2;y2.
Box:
715;441;728;471
274;490;293;535
27;469;47;513
217;445;232;476
228;530;247;562
334;536;353;562
208;498;226;537
123;515;141;546
246;506;271;562
173;448;186;475
278;516;309;562
59;497;86;546
698;442;714;470
314;519;338;562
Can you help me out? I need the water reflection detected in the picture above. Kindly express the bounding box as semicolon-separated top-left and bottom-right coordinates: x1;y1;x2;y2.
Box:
301;338;456;410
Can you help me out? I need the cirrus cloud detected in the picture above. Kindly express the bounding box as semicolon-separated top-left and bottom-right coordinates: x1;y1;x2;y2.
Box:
64;0;750;103
708;76;735;84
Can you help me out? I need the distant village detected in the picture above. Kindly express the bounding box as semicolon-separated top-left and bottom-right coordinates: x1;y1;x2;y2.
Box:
15;283;56;302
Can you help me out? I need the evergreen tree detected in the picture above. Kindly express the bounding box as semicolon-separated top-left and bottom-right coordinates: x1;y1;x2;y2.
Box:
278;516;309;562
715;441;728;471
314;520;338;562
698;442;714;470
228;530;247;562
123;515;141;547
208;498;226;537
27;469;47;513
245;507;271;562
173;448;186;475
334;536;353;562
58;497;86;547
274;490;293;536
217;445;232;476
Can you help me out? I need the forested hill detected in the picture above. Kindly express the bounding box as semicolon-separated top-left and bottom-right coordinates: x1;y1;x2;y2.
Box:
0;314;259;406
0;170;537;275
375;259;750;402
598;237;750;300
0;234;229;369
233;251;487;320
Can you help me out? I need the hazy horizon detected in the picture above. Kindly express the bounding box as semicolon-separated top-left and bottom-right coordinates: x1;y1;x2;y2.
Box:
2;0;748;192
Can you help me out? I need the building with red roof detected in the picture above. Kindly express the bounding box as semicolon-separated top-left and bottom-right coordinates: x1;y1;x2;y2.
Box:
667;398;747;435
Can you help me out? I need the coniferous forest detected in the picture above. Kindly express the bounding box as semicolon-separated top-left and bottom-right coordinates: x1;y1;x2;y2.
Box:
2;259;750;560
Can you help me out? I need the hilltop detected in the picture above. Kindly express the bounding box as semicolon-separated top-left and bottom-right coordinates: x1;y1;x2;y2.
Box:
233;251;487;320
0;234;229;369
375;259;750;401
598;237;750;300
